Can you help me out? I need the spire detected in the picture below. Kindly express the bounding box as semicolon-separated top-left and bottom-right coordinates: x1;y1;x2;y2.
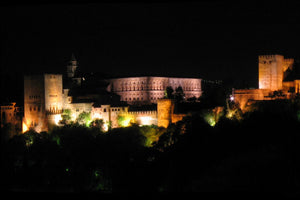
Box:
67;53;78;78
71;53;76;61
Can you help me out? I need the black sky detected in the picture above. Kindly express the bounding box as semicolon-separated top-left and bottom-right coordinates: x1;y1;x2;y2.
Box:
2;1;300;103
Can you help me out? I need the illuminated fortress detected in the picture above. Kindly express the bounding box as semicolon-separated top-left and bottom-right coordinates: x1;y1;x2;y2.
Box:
22;55;201;132
23;74;63;132
234;55;300;110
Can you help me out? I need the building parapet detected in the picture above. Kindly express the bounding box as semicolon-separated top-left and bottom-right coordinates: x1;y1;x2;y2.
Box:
128;110;158;116
46;109;63;115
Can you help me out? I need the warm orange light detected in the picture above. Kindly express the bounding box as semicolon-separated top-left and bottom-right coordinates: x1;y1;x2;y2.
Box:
22;122;29;133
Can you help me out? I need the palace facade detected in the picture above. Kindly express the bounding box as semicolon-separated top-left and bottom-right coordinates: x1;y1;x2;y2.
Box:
107;77;202;104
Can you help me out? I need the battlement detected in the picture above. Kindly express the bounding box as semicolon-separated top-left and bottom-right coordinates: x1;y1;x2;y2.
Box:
283;58;294;68
128;110;157;116
258;55;284;61
284;58;294;63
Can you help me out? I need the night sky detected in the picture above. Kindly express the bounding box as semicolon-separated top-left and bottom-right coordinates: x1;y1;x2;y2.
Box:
2;1;300;103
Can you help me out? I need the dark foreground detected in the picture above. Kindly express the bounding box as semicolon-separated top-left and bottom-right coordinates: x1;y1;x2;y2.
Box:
2;100;300;196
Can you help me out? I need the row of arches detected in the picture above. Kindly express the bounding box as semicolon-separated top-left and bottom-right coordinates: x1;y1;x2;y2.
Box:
112;78;201;93
119;85;164;92
117;85;200;92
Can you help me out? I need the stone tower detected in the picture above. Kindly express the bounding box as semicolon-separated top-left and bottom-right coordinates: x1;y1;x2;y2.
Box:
66;53;78;78
258;55;284;90
23;74;63;132
258;55;294;91
157;99;174;128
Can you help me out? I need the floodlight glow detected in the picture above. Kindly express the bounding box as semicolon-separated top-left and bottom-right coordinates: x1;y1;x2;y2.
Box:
118;115;134;127
140;116;152;125
103;123;109;132
54;114;62;125
71;113;77;121
22;122;29;133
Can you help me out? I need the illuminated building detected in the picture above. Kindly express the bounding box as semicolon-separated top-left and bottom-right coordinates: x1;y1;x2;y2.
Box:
1;102;21;127
91;104;129;128
107;77;202;104
258;55;294;90
234;55;300;110
1;102;22;137
23;74;63;132
22;55;199;132
91;99;185;128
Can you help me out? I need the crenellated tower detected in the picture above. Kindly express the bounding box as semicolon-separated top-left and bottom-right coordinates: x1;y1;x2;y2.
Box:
23;74;63;132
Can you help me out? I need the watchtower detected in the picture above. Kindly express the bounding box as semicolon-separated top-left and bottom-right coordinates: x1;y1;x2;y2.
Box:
258;55;284;90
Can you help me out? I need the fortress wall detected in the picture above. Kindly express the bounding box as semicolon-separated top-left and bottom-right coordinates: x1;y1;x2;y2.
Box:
283;58;294;72
172;113;186;124
234;89;271;110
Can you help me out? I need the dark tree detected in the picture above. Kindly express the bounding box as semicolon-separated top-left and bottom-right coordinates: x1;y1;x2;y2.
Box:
174;86;185;102
165;86;174;99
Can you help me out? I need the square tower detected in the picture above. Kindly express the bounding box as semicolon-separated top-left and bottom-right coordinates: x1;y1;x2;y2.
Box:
258;55;284;90
24;74;63;132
